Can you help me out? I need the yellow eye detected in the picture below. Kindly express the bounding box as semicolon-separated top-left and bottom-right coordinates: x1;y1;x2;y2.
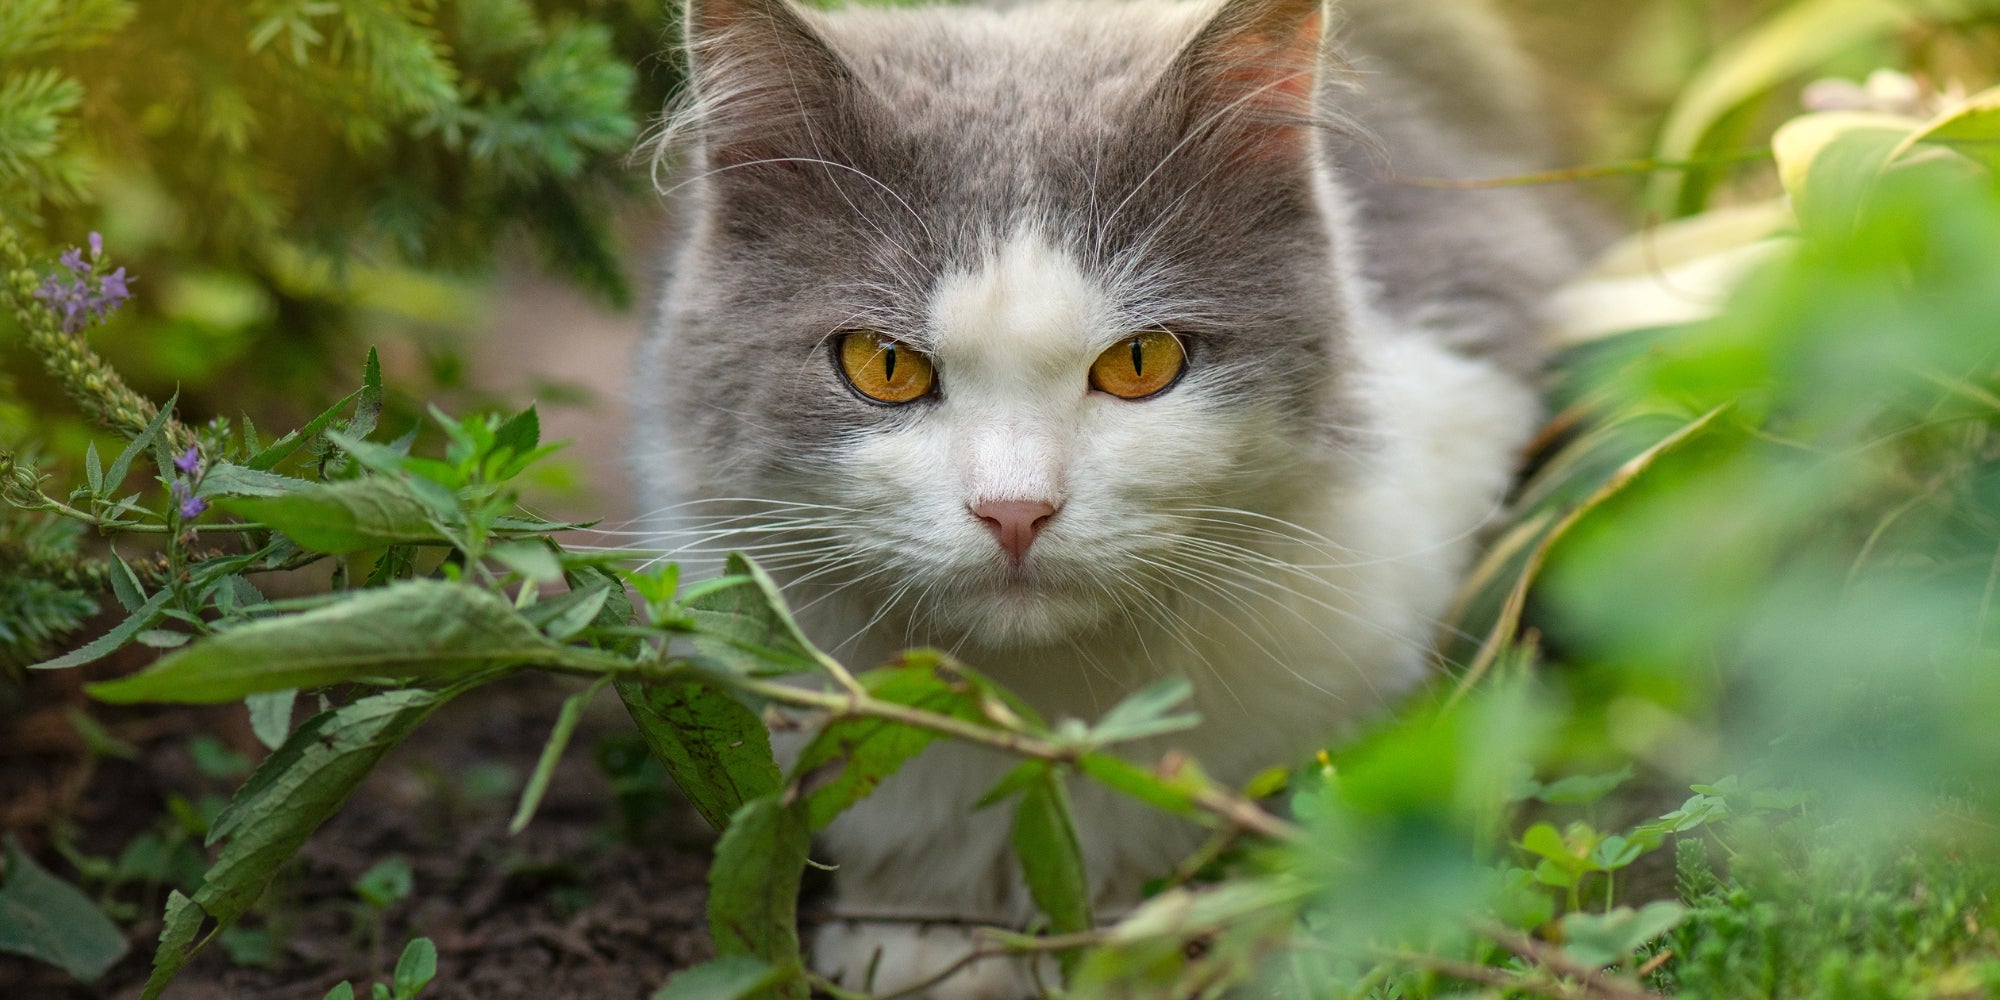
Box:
1089;330;1186;400
836;330;936;404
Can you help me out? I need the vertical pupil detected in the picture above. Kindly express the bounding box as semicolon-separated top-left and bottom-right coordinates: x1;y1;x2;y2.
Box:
1130;338;1144;376
883;343;897;382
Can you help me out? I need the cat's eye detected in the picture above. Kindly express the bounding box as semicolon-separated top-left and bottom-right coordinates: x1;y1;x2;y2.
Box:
1089;330;1186;400
836;330;936;404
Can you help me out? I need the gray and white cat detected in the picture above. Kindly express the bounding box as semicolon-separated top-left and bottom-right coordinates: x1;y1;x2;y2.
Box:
633;0;1587;994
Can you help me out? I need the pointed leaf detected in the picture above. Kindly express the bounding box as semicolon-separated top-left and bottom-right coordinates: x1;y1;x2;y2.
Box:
684;555;828;677
140;890;204;1000
1890;84;2000;174
510;678;609;834
790;654;988;831
707;796;810;1000
247;690;296;751
106;390;178;496
1076;753;1198;816
392;937;437;998
222;478;451;554
617;679;780;832
144;688;461;998
1013;767;1093;973
493;405;540;457
89;581;579;704
197;463;319;499
1534;765;1635;806
1088;676;1200;745
247;388;362;471
348;348;384;443
32;587;171;670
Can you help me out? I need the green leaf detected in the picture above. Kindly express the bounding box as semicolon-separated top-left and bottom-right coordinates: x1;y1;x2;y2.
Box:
197;463;319;499
510;677;609;834
0;835;129;982
1557;901;1689;968
1891;84;2000;174
492;405;540;457
490;539;563;583
31;586;171;670
1533;765;1635;806
222;477;451;555
348;347;385;444
142;890;205;1000
105;389;178;498
1012;767;1093;972
1771;111;1915;236
89;581;577;704
789;654;988;831
684;555;829;677
84;441;103;493
617;679;780;832
392;937;437;999
325;982;356;1000
1518;823;1573;863
108;549;146;612
707;797;810;999
651;956;790;1000
142;687;460;998
532;583;611;642
1649;0;1912;213
1076;753;1198;816
246;388;363;472
353;857;414;909
1087;676;1200;745
247;690;296;751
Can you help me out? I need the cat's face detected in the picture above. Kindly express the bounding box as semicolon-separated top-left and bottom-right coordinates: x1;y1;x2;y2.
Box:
649;0;1362;648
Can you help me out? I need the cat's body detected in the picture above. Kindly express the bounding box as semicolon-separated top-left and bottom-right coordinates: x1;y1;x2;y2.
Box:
633;0;1588;993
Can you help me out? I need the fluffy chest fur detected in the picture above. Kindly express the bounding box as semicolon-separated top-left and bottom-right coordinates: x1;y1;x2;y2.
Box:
631;0;1586;993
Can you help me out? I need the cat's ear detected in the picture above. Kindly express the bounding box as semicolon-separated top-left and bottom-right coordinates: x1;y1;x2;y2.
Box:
1167;0;1328;166
679;0;854;170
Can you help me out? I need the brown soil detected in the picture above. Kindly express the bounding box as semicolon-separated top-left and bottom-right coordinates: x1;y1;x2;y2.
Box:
1;664;722;1000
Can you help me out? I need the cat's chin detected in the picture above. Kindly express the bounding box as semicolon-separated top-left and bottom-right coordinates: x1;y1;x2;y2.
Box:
931;577;1119;650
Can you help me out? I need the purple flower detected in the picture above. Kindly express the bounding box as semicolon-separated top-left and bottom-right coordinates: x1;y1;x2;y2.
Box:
171;479;208;520
89;232;103;257
33;240;133;334
98;267;131;307
33;275;90;333
173;445;202;476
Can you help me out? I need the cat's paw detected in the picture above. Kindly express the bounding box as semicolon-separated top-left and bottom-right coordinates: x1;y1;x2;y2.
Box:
812;920;1045;999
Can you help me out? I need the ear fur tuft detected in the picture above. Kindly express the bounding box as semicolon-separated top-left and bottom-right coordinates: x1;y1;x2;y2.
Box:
1171;0;1330;165
671;0;855;172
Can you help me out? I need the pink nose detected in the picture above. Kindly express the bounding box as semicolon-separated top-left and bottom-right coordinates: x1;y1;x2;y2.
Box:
972;499;1059;564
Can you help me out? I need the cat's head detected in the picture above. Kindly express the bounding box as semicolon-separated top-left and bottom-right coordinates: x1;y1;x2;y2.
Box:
644;0;1368;648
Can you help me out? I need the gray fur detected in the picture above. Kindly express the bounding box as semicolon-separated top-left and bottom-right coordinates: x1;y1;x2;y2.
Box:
635;0;1586;516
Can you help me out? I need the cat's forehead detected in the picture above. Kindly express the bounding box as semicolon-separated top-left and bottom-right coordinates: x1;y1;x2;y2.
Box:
926;231;1115;369
813;0;1211;140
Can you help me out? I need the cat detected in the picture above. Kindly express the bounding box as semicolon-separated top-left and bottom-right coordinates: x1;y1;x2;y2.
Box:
631;0;1590;994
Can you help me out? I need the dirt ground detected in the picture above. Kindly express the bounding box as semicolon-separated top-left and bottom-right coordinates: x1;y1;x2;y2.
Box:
1;661;733;1000
0;658;762;999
